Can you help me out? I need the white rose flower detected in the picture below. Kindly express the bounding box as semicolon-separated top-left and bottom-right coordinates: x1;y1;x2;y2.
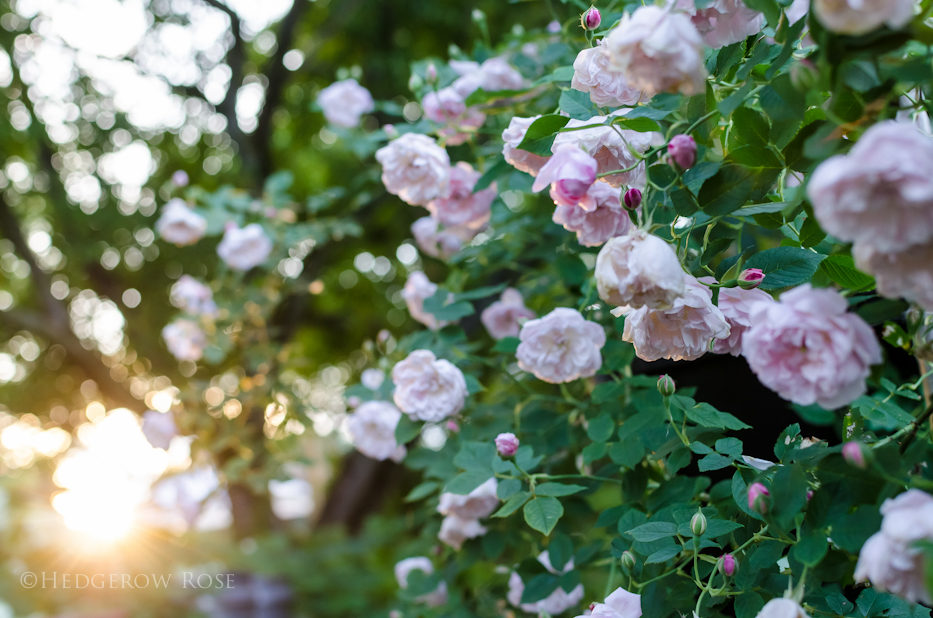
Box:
375;133;451;206
813;0;913;34
170;275;217;317
855;489;933;604
141;410;177;450
516;308;606;383
438;515;487;550
426;162;495;229
571;41;651;108
681;0;766;48
346;400;405;462
401;271;450;330
596;230;686;310
216;223;273;271
480;288;536;340
394;557;449;607
162;318;207;362
450;57;526;98
392;349;468;422
580;587;643;618
360;368;385;391
316;79;375;128
508;552;585;616
410;216;476;260
604;5;708;96
551;113;653;188
854;242;933;310
421;87;486;146
155;198;207;246
437;478;499;520
755;599;811;618
502;115;550;176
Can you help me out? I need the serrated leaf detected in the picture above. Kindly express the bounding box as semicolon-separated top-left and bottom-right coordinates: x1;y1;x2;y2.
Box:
423;288;475;321
744;247;826;290
699;164;756;216
613;117;661;132
535;483;587;497
799;216;827;248
518;115;571;156
524;497;564;535
395;415;421;444
587;414;615;442
493;337;521;353
493;491;532;518
699;453;734;471
497;478;522;500
626;521;678;542
558;89;596;120
445;470;493;495
404;481;438;503
520;573;560;604
646;545;683;564
820;255;875;291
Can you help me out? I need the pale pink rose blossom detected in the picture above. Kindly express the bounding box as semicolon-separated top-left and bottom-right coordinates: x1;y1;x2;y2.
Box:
595;230;686;309
855;489;933;605
480;288;536;339
162;318;207;362
450;57;526;99
581;587;642;618
619;276;731;362
410;217;478;260
217;223;273;271
516;308;606;383
680;0;766;48
813;0;913;34
426;162;495;229
438;515;487;550
394;557;449;607
502;115;550;176
402;271;450;330
552;113;653;188
495;432;520;457
392;349;468;422
787;0;810;23
553;183;630;247
346;400;405;462
316;79;375;128
376;133;451;206
571;41;651;108
361;368;385;391
532;144;599;209
755;599;811;618
141;410;177;450
421;87;487;146
808;122;933;253
508;553;585;616
713;286;775;355
437;478;498;520
741;284;882;409
604;6;708;96
155;198;207;246
854;242;933;310
170;275;217;317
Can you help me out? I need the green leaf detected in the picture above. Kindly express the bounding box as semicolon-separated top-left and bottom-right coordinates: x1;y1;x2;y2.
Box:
492;336;521;354
699;453;734;471
404;481;438;502
587;414;615;443
453;283;508;301
684;161;721;194
516;445;543;473
728;146;782;170
524;497;564;535
613;116;662;132
423;288;475;321
583;442;608;465
730;107;770;148
534;65;575;85
819;255;875;291
474;155;512;191
646;545;683;564
548;533;574;572
396;415;421;444
791;529;829;566
520;573;560;604
744;247;826;290
626;521;678;542
518;115;570;156
445;470;493;495
493;491;532;518
799;216;827;248
535;483;587;497
698;164;756;216
454;441;496;471
497;478;522;500
558;89;596;120
736;592;765;618
464;88;528;107
715;437;743;458
681;402;751;430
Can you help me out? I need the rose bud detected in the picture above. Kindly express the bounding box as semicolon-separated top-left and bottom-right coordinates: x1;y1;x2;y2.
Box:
691;511;707;536
657;374;676;397
172;170;189;187
738;268;765;289
383;124;400;139
719;554;737;577
748;482;770;514
623;187;642;211
581;6;601;30
426;63;438;84
620;550;637;570
495;432;520;457
447;420;460;433
668;134;697;170
842;441;868;469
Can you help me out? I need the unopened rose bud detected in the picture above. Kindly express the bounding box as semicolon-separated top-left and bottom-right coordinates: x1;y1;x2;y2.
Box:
383;124;399;139
748;482;770;514
668;134;697;171
347;396;362;409
377;329;391;343
719;554;737;577
842;441;868;469
172;170;189;187
426;63;438;84
589;603;598;611
691;511;707;536
806;489;814;501
581;6;601;30
447;420;460;433
495;432;520;457
738;268;765;289
657;374;676;397
623;187;642;211
620;550;636;571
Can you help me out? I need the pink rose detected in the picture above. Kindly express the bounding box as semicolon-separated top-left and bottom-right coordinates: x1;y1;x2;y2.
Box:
216;223;273;271
516;308;606;383
571;40;651;108
480;288;536;339
438;515;487;550
619;276;731;361
502;115;550;176
495;432;520;457
411;217;477;261
587;587;643;618
595;230;686;309
426;162;495;229
161;318;206;362
449;57;526;99
532;144;598;209
401;271;449;330
170;275;217;317
741;284;882;409
813;0;913;34
552;113;653;188
155;198;207;246
141;410;177;450
346;400;405;462
376;133;451;206
392;349;468;422
508;552;585;616
553;183;630;247
756;599;811;618
712;286;775;356
316;78;375;128
421;87;487;146
394;557;448;607
681;0;766;48
668;134;697;170
854;242;933;310
437;478;498;520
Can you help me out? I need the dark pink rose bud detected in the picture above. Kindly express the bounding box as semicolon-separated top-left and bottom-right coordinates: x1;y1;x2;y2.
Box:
657;374;676;397
172;170;189;187
719;554;737;577
842;441;867;469
581;6;601;30
748;482;770;513
623;187;642;210
589;603;598;611
738;268;765;290
668;134;697;170
495;432;520;457
806;489;814;501
447;420;460;433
